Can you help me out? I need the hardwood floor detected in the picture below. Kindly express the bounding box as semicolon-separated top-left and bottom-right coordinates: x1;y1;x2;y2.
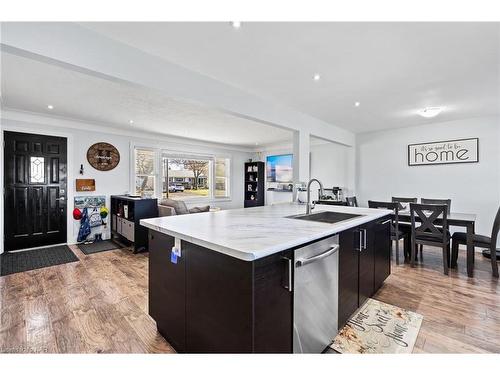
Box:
0;242;499;353
0;245;175;353
375;244;500;353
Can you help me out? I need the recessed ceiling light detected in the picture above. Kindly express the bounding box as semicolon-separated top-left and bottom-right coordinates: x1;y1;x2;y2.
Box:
129;120;134;124
47;105;54;110
418;107;443;118
231;21;241;29
313;73;321;81
354;102;360;107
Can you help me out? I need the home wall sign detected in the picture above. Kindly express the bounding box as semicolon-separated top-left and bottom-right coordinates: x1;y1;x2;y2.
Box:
408;138;479;166
76;179;96;192
87;142;120;171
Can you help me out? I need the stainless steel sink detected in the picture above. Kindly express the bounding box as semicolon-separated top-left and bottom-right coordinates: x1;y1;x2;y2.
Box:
287;211;362;224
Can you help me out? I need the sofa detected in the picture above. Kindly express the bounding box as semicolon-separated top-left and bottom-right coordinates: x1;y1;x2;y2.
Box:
158;198;210;217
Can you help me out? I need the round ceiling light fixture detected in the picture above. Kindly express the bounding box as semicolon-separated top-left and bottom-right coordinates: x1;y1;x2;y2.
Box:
47;104;54;110
129;120;134;124
418;107;443;118
313;73;321;81
231;21;241;29
354;102;360;107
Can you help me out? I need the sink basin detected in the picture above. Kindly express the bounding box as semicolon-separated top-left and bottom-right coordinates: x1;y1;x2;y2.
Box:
287;211;362;224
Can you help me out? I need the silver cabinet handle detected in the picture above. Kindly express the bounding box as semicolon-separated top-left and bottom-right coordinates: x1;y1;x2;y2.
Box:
296;245;339;267
358;229;363;251
281;256;293;292
56;197;65;201
363;229;367;250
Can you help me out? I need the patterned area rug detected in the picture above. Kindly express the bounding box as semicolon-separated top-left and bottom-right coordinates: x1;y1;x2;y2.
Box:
331;298;423;354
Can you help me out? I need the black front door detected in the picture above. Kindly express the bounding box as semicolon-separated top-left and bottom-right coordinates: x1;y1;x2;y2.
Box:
4;131;67;251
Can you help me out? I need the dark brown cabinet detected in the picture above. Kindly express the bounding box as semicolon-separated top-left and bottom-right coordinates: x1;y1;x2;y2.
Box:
374;219;392;291
338;228;360;328
338;215;392;328
149;230;292;353
148;214;391;353
148;231;186;352
244;161;265;208
253;250;293;353
359;222;375;306
111;195;158;253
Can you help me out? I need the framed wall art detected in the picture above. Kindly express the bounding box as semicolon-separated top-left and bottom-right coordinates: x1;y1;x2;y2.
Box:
408;138;479;166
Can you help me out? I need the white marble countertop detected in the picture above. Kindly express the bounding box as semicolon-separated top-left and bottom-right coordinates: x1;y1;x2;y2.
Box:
140;203;392;261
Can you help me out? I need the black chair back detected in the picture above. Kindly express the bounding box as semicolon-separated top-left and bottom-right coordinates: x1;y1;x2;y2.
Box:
346;196;358;207
392;197;417;203
410;203;449;243
491;206;500;277
421;198;452;211
368;200;400;236
392;197;417;210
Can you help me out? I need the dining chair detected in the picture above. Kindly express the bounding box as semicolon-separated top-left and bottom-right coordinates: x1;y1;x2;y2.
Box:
421;198;452;211
419;199;452;256
391;197;418;209
410;203;451;275
346;196;358;207
391;197;418;256
451;206;499;278
368;200;409;265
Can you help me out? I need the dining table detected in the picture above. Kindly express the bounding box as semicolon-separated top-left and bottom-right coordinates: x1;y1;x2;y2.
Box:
396;209;477;277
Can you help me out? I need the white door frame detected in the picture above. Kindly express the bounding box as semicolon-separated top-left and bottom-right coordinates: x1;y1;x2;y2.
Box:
1;123;74;254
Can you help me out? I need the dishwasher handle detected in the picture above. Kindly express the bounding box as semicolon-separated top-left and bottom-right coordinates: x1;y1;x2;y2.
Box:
296;245;339;267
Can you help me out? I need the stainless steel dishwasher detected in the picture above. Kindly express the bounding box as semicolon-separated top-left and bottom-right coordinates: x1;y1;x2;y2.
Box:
293;235;339;353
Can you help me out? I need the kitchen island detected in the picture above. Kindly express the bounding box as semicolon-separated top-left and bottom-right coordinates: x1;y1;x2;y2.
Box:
140;203;392;353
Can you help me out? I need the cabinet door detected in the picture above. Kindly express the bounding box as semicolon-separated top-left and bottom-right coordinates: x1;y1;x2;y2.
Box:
148;231;186;352
116;217;122;234
185;241;253;353
374;217;392;291
358;222;375;307
338;228;360;329
253;250;293;353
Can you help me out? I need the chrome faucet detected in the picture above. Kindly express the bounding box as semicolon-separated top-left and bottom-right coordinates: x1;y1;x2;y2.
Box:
306;178;324;214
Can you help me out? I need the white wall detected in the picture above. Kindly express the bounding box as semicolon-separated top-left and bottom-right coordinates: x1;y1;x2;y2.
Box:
0;113;252;253
356;116;500;239
256;139;356;203
310;141;356;199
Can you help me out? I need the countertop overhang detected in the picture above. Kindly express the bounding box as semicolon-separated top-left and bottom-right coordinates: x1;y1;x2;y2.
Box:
140;203;392;261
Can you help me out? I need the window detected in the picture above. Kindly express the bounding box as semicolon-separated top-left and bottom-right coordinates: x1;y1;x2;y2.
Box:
30;157;45;183
133;145;231;201
215;157;230;198
134;148;157;197
162;155;211;200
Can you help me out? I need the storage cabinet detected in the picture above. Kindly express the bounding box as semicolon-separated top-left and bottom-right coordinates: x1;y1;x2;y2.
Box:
374;218;392;291
148;229;293;353
253;250;293;353
338;228;360;329
149;231;186;352
148;215;391;353
244;161;265;208
338;215;392;328
110;195;158;253
358;221;375;306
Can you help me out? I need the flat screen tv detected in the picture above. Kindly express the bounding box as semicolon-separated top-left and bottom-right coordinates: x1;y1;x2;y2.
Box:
266;154;293;183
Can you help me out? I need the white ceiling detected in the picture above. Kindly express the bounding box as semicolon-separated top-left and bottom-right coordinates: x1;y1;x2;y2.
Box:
0;52;292;148
81;22;500;133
